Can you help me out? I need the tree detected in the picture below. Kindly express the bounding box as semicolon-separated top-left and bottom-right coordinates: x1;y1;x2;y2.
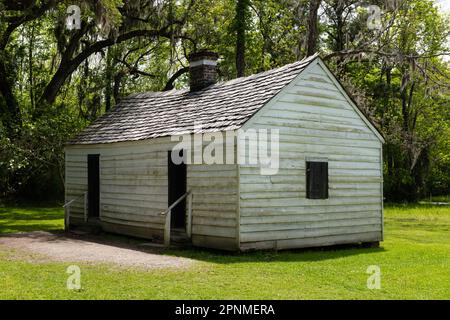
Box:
234;0;250;77
0;0;449;201
306;0;321;56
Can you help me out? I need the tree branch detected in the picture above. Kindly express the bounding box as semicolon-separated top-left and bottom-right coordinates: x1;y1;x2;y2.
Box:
324;49;450;61
114;58;156;78
163;67;189;91
40;27;176;104
0;0;60;50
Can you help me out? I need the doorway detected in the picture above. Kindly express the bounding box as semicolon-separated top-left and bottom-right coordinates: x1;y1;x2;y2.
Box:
87;154;100;218
168;150;187;229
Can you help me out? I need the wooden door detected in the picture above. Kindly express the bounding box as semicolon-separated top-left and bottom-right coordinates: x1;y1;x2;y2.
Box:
87;154;100;218
168;150;187;229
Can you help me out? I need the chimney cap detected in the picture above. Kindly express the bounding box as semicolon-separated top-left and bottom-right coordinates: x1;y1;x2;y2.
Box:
188;50;219;62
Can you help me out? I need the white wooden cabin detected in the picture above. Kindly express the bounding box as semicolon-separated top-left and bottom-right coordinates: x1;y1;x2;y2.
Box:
64;52;384;251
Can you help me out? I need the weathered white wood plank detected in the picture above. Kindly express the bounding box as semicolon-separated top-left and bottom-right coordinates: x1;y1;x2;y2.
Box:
240;197;381;208
256;114;372;132
101;197;167;210
240;203;381;216
193;216;236;228
192;225;236;238
241;211;380;224
240;224;381;242
240;231;382;251
101;211;164;226
240;217;381;233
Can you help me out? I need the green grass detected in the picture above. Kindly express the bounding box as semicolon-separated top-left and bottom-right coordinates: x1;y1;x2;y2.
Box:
0;203;449;299
0;204;64;234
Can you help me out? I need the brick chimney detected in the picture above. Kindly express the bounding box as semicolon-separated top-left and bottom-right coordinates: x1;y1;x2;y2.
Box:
188;50;219;91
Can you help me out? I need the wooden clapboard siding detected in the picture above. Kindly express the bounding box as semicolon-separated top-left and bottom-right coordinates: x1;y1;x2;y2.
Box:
65;138;174;229
66;136;239;250
240;232;381;251
187;163;239;249
238;60;383;250
64;150;88;217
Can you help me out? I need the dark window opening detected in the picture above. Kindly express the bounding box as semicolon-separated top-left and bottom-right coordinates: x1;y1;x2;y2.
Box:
306;161;328;199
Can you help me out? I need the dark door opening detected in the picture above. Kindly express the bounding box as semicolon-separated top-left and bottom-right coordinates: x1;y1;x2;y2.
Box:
87;154;100;218
168;150;187;229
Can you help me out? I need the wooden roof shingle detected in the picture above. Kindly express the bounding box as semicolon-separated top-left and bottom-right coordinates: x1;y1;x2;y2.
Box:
68;54;318;145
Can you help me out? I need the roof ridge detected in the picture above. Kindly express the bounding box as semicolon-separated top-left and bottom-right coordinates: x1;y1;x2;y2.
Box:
68;53;319;144
216;52;319;85
126;53;320;99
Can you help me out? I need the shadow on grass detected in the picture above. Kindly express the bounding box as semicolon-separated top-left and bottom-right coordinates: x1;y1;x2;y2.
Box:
165;243;387;265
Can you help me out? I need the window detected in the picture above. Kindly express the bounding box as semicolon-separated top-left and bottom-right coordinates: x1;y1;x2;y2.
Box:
306;161;328;199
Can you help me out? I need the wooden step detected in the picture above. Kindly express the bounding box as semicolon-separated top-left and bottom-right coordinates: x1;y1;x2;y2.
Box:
69;220;102;234
171;229;190;243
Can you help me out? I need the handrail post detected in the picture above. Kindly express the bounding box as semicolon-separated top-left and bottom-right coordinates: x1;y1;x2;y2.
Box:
187;192;193;238
84;191;88;222
63;192;88;231
65;206;70;231
161;190;192;247
164;210;171;247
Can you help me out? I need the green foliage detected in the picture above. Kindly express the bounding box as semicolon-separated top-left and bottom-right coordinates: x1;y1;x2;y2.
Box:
324;0;450;201
0;111;85;200
0;0;449;201
427;128;450;195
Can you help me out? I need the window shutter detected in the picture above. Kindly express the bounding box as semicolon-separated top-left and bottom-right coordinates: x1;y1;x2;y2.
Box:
319;162;328;198
306;161;328;199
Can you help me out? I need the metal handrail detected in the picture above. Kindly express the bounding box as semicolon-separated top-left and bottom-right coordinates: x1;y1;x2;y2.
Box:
161;190;191;216
63;192;85;208
160;190;193;247
63;191;88;230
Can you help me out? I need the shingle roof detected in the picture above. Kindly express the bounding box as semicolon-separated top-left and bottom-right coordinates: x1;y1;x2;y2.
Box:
68;54;319;145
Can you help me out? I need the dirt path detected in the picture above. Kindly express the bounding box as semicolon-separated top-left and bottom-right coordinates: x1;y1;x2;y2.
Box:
0;231;196;270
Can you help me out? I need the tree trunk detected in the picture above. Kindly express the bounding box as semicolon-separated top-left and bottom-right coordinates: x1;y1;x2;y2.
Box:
306;0;322;56
235;0;249;77
332;1;345;76
105;48;113;112
40;61;79;106
380;66;392;128
0;59;21;129
28;23;35;111
113;70;126;104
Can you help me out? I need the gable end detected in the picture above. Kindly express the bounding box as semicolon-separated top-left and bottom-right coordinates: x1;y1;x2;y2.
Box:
243;57;385;144
315;59;385;144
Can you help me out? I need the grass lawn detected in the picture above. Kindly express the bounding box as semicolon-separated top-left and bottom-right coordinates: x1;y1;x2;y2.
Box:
0;205;64;234
0;203;449;299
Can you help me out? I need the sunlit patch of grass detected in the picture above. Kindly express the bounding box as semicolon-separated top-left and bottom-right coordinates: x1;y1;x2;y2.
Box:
0;205;64;234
